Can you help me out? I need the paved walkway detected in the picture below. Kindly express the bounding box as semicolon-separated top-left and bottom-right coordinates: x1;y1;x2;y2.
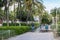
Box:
7;32;54;40
7;27;55;40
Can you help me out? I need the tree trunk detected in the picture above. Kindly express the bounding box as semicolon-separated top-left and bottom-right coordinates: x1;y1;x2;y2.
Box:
5;0;9;26
7;0;10;26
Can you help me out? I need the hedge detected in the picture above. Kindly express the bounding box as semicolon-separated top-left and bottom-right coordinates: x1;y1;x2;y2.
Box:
57;24;60;36
2;22;39;27
3;23;20;26
0;30;16;39
0;26;31;35
0;26;31;39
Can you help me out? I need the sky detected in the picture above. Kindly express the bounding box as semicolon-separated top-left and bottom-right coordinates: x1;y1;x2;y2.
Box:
39;0;60;13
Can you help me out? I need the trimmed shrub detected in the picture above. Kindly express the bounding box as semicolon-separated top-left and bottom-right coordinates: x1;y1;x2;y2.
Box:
57;24;60;36
0;30;16;39
3;23;19;26
3;23;7;26
51;24;56;29
21;23;27;26
0;26;31;35
3;22;39;27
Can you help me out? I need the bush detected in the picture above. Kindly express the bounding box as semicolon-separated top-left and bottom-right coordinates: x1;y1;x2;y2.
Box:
3;23;31;26
3;23;19;26
0;26;31;35
21;23;27;26
3;22;39;27
0;30;16;39
41;17;52;24
58;22;60;24
57;24;60;36
9;23;19;26
51;24;56;29
3;23;7;26
34;22;40;28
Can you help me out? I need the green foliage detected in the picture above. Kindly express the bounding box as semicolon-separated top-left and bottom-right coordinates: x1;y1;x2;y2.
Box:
58;21;60;24
3;23;29;26
0;26;31;35
57;25;60;36
34;22;40;28
0;30;16;39
50;7;60;17
0;0;4;7
0;0;13;7
51;24;56;29
41;17;49;24
16;10;34;21
0;26;31;39
16;11;27;21
50;8;57;17
3;22;39;27
41;17;52;24
15;26;31;35
0;8;4;19
50;7;60;21
41;11;52;24
21;23;27;26
9;12;15;20
3;23;19;26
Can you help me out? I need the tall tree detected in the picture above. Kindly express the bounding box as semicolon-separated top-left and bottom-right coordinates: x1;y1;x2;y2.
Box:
50;7;60;20
50;8;57;17
25;0;45;21
57;8;60;20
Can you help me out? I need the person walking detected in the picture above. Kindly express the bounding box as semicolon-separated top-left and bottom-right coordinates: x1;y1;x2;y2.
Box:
40;24;45;32
31;23;35;32
45;24;48;32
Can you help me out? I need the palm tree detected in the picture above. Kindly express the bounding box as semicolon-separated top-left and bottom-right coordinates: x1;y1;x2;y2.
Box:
24;0;45;21
13;0;45;24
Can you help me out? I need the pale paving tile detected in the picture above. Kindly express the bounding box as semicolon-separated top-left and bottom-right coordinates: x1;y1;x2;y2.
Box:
7;32;54;40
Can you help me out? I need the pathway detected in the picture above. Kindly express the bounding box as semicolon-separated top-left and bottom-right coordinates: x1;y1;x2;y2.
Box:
7;27;55;40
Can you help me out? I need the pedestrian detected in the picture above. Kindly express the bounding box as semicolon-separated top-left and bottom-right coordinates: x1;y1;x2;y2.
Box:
31;23;35;32
45;24;48;32
40;24;42;32
40;24;45;32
